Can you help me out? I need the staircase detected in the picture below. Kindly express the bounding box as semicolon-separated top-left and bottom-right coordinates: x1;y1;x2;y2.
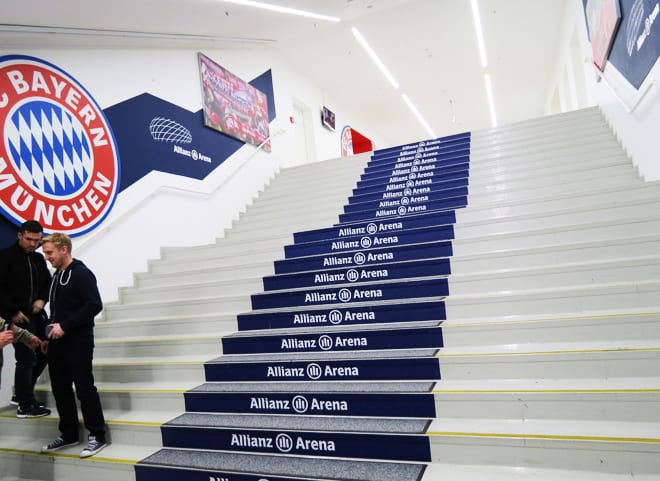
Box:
2;106;659;481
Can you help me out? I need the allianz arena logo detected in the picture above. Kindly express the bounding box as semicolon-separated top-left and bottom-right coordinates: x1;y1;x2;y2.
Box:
0;55;120;236
149;115;212;163
149;117;192;143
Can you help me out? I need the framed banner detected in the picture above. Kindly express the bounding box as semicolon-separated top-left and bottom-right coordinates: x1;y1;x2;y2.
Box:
585;0;622;71
198;53;271;151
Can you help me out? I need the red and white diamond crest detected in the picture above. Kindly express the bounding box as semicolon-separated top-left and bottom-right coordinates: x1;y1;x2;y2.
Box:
0;55;120;236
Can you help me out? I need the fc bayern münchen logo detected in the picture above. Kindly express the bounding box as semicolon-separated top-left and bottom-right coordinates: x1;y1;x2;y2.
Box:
0;55;120;236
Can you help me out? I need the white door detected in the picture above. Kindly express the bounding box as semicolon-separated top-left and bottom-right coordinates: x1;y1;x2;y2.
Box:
293;103;310;164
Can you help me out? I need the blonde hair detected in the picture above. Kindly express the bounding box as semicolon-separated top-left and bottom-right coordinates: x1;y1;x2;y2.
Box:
42;232;72;253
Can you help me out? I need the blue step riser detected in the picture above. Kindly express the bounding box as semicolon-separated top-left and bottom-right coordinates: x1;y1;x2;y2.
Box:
161;427;433;463
371;141;470;163
283;226;454;258
275;240;453;273
295;212;456;244
264;259;450;291
184;392;437;417
343;188;468;214
237;300;446;331
361;152;470;181
338;198;467;223
251;278;448;310
135;465;302;481
373;133;470;159
348;179;468;206
222;327;444;354
371;137;469;157
355;166;468;191
363;152;470;181
204;358;441;382
353;174;468;199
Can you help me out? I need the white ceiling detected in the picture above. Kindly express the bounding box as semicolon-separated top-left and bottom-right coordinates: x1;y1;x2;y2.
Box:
1;0;570;147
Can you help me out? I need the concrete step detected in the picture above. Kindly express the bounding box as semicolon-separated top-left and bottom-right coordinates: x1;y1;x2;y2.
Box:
446;279;660;319
131;260;273;289
453;214;660;254
118;276;263;304
102;292;251;321
94;311;238;336
450;233;660;274
448;255;660;294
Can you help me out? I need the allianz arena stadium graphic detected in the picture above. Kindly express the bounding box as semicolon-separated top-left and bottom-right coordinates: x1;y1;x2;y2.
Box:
149;117;193;144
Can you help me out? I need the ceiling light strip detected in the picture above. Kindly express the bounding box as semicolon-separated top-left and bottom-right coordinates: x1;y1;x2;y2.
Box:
470;0;488;68
351;27;400;89
484;74;497;127
402;94;437;139
223;0;340;22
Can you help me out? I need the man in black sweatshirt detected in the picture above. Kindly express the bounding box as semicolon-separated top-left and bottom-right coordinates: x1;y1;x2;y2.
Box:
39;232;108;459
0;220;51;418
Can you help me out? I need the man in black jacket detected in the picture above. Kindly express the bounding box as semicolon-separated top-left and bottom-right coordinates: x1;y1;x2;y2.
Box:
39;232;108;459
0;220;51;418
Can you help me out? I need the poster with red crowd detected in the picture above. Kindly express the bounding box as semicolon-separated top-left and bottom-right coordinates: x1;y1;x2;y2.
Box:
198;53;271;152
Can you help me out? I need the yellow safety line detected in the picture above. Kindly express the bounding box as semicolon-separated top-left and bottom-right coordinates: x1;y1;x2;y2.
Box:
426;431;660;444
97;389;188;393
105;420;164;427
96;335;220;344
0;412;166;427
0;447;138;464
94;360;204;366
436;346;660;358
440;311;660;328
432;388;660;393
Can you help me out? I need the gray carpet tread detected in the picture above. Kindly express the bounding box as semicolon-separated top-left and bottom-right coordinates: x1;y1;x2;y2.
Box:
209;348;438;363
189;381;435;392
239;296;446;313
224;320;442;337
139;448;426;481
167;413;430;433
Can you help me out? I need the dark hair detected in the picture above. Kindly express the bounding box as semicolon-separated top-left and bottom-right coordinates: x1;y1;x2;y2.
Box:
19;220;44;234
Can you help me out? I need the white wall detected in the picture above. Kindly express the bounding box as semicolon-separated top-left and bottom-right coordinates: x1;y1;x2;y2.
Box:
549;1;660;182
0;44;383;302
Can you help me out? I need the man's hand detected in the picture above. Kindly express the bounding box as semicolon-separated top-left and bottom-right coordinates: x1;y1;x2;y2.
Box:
11;311;29;324
32;299;45;314
26;336;42;350
47;323;65;340
0;330;14;348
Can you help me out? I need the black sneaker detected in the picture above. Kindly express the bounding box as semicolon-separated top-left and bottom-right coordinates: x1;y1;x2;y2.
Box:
41;436;79;453
80;435;107;458
10;395;18;406
16;404;51;418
